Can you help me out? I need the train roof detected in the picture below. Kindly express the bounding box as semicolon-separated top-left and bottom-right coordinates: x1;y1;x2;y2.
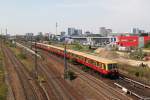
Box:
37;43;117;64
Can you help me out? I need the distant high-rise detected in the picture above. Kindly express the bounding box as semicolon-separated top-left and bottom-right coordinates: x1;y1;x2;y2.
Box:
139;30;145;33
25;33;33;41
44;32;51;40
68;28;75;36
100;27;106;34
38;32;43;36
133;28;139;34
68;28;82;36
133;28;145;34
37;32;43;41
74;29;82;36
100;27;112;37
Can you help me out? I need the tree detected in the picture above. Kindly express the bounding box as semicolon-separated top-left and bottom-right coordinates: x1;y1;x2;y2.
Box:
73;42;83;50
130;48;146;60
145;40;150;48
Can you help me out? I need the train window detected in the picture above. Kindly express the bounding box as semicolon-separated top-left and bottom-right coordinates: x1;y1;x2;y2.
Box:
108;64;113;70
97;62;102;67
76;55;80;59
93;61;96;66
88;59;96;66
78;56;81;59
87;59;91;63
80;56;85;61
72;53;75;57
79;56;82;59
99;63;102;68
97;62;99;66
108;64;117;70
82;56;85;61
69;52;73;57
71;53;74;57
104;64;106;70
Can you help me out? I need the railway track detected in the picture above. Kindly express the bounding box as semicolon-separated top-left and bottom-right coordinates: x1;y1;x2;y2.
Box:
38;62;71;100
115;76;150;99
41;49;150;100
70;60;150;99
69;65;129;99
3;47;26;100
2;46;47;100
21;45;85;99
17;42;150;100
24;51;60;100
38;58;85;100
39;50;130;100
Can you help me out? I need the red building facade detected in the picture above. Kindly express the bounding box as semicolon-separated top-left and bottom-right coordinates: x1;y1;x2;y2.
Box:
117;36;150;47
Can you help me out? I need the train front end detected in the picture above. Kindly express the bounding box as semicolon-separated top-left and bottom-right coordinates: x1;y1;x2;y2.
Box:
107;63;119;78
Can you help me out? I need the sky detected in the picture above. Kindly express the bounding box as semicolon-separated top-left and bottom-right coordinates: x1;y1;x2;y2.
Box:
0;0;150;35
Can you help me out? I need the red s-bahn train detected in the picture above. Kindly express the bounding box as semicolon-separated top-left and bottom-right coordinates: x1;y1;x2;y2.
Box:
35;43;119;77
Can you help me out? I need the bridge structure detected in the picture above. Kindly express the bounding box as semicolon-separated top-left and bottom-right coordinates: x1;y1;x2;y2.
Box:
70;36;117;46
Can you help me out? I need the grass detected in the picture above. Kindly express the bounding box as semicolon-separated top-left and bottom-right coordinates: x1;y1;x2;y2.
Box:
0;83;8;100
52;43;94;53
119;63;150;83
0;48;8;100
10;46;35;72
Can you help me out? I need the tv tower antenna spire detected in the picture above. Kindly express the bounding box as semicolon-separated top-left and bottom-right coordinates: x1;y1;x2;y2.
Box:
56;22;58;35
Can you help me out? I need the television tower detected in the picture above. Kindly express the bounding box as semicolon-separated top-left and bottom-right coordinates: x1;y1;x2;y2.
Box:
0;28;2;48
1;28;2;35
5;28;8;41
56;22;58;35
6;28;7;35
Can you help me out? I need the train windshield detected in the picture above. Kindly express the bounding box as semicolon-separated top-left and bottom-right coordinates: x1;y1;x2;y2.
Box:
107;64;117;70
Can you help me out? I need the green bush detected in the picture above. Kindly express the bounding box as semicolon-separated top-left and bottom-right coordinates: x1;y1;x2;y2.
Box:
0;84;7;100
64;70;76;80
67;70;76;80
130;48;146;60
135;72;140;77
119;63;150;80
145;40;150;48
73;42;83;50
18;53;27;59
82;67;90;72
0;51;8;100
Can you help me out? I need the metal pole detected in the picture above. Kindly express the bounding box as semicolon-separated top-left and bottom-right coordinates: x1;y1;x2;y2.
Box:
34;40;38;78
5;28;7;42
31;35;33;49
64;44;67;79
56;22;58;35
0;28;2;48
